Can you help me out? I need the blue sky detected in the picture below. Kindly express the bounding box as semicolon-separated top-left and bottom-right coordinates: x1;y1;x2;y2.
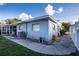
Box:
0;3;79;21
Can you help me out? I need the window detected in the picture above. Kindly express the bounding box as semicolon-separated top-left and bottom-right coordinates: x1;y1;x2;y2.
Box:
32;24;40;31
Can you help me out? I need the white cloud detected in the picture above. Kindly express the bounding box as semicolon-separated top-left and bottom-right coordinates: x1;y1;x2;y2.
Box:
45;4;63;15
45;4;55;16
59;16;79;24
18;13;33;21
29;14;33;18
56;8;63;13
45;4;63;16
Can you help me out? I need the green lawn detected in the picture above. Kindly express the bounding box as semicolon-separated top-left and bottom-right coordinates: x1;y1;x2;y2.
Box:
0;36;48;56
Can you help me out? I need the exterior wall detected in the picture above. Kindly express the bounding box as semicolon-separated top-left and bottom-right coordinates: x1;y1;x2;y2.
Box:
26;20;49;42
16;18;60;43
48;20;60;42
16;19;60;43
74;23;79;50
17;23;27;37
70;26;76;42
70;23;79;51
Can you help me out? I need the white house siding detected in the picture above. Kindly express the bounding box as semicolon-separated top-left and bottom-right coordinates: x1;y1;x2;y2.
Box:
70;26;77;46
75;24;79;50
48;20;60;42
70;26;74;41
17;23;27;37
76;29;79;49
70;22;79;51
26;20;49;42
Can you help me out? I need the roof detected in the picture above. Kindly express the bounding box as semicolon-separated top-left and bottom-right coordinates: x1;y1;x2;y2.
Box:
1;23;16;28
16;15;57;25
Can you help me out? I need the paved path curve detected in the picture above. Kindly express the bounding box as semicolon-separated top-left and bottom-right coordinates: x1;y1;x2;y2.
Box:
3;35;77;55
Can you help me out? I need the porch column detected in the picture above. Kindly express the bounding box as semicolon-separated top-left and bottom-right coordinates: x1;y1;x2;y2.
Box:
9;25;10;36
6;26;7;35
1;25;3;35
11;26;13;35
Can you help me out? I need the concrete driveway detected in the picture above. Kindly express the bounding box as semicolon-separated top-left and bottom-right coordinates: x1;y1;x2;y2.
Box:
3;35;77;55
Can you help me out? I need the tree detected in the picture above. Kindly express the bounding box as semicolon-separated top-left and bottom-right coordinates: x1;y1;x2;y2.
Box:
5;18;22;24
61;22;71;32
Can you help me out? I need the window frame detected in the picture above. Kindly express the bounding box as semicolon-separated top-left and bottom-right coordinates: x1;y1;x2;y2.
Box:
32;23;40;32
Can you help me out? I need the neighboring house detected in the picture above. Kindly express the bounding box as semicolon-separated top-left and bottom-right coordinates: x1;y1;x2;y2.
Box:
70;21;79;51
16;15;61;43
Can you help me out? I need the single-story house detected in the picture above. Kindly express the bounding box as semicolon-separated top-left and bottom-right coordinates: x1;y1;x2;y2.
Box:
16;15;61;43
70;21;79;51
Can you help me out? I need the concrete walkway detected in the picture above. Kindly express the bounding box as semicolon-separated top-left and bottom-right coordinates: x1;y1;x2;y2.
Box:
3;35;77;55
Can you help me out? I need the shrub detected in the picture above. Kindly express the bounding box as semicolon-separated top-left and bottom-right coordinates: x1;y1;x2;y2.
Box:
60;30;66;36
